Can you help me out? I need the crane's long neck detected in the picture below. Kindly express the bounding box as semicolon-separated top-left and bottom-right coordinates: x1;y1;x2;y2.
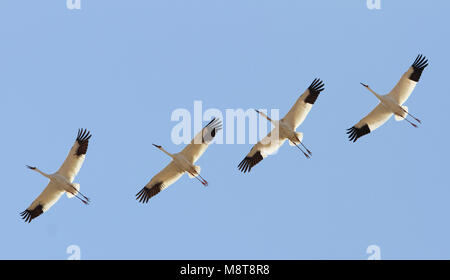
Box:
269;118;278;127
368;87;383;101
160;147;175;159
34;168;51;180
258;111;278;127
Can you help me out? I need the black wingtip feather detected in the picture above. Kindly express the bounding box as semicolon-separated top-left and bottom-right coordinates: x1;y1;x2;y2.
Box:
135;183;163;203
20;205;44;223
409;54;428;82
346;124;371;142
305;78;325;104
238;151;263;173
76;128;91;156
203;118;222;143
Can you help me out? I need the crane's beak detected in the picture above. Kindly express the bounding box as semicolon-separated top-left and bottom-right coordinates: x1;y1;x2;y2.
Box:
26;165;36;170
254;109;260;114
360;82;369;88
152;144;162;149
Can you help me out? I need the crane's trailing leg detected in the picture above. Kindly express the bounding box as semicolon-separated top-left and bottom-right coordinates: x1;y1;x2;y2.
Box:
67;183;90;202
300;142;312;156
292;142;310;159
400;107;422;124
65;184;89;205
190;172;208;187
71;192;89;205
197;174;209;187
401;116;418;128
296;135;312;156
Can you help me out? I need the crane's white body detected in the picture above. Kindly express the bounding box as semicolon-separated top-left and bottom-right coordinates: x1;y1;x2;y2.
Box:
174;153;196;174
136;118;222;203
369;89;406;119
21;129;91;223
155;146;199;177
166;152;201;179
48;173;81;199
47;172;79;197
347;55;428;142
238;79;325;173
259;118;304;148
278;119;304;146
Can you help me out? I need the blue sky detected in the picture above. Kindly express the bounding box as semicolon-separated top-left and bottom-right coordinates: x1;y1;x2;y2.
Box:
0;0;449;259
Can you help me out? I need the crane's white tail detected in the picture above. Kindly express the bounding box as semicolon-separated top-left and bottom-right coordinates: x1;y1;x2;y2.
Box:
188;165;201;178
289;132;304;146
395;106;408;121
66;183;80;198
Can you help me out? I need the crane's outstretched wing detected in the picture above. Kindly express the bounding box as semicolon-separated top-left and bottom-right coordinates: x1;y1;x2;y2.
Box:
388;54;428;105
179;118;222;163
20;181;65;223
57;129;92;182
238;129;287;173
347;103;393;142
136;162;184;203
281;79;325;129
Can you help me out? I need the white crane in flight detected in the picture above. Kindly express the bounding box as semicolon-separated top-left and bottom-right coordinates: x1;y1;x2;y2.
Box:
21;129;92;223
238;79;325;173
347;54;428;142
136;118;222;203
